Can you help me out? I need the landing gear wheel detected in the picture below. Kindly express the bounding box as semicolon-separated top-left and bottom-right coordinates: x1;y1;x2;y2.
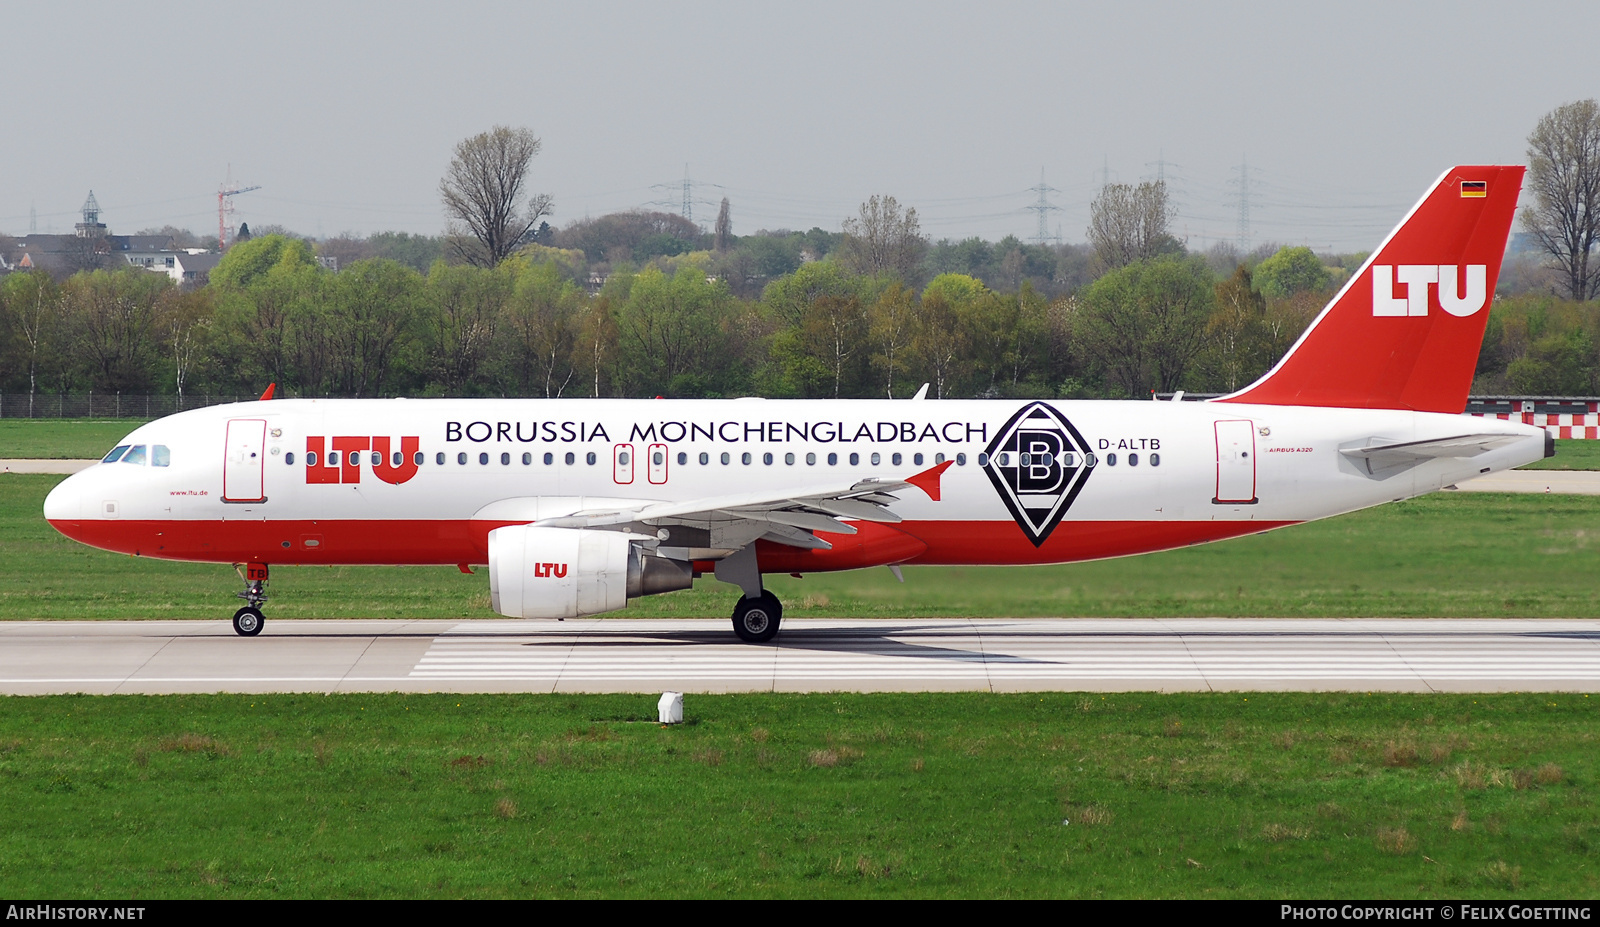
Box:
732;592;782;644
232;607;264;637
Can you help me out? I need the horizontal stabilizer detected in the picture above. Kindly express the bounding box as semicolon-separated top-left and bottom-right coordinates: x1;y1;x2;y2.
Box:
1340;433;1524;477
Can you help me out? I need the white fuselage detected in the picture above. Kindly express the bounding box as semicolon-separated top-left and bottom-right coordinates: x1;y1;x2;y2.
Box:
44;397;1546;572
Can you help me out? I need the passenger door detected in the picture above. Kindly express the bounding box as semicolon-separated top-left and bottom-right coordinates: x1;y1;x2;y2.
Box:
223;419;268;503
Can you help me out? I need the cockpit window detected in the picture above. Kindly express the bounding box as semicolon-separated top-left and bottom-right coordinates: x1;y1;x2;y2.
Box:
122;445;147;466
102;445;130;463
152;445;171;467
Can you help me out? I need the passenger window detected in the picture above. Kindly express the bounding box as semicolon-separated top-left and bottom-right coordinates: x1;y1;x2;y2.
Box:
153;445;170;467
436;452;446;465
285;452;296;465
393;452;403;467
500;452;510;465
827;453;838;466
544;452;554;465
806;453;816;465
457;452;468;465
957;453;967;466
677;452;687;465
1128;453;1139;467
977;453;988;466
741;452;752;465
619;451;631;466
103;445;129;463
1150;453;1161;467
935;453;945;464
585;451;597;465
763;452;773;465
564;452;575;465
849;453;859;466
914;453;923;466
891;452;902;466
720;452;730;465
1106;453;1117;466
415;452;425;466
698;452;709;465
478;453;489;465
123;445;147;466
871;452;881;465
307;451;319;467
522;452;532;465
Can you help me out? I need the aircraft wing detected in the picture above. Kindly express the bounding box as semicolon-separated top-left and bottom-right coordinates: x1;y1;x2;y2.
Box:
534;460;952;550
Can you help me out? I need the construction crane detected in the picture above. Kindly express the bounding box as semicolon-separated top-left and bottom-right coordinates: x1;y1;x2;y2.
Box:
217;177;262;250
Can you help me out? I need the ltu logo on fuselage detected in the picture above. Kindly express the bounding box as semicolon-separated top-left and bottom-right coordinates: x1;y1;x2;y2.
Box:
306;436;420;485
981;401;1094;547
1372;265;1487;317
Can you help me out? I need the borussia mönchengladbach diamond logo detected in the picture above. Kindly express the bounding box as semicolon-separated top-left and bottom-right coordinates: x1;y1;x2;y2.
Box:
981;401;1094;547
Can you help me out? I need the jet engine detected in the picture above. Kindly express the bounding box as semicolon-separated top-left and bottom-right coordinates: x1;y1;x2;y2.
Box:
487;525;694;619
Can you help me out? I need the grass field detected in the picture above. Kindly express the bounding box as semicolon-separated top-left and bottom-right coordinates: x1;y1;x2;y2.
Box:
0;419;149;459
1519;439;1600;470
5;473;1600;620
0;691;1593;898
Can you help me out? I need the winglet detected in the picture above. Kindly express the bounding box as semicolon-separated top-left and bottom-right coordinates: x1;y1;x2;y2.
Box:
905;459;954;501
258;383;277;401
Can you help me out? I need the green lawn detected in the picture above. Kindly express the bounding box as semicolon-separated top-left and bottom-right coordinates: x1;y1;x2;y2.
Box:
0;691;1593;898
6;473;1600;620
1520;439;1600;470
0;419;150;459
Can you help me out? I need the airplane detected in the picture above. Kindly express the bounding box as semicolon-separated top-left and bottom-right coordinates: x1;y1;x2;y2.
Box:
44;165;1547;643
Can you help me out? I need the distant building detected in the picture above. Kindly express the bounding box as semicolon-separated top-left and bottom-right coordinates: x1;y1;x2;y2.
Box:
1;191;218;283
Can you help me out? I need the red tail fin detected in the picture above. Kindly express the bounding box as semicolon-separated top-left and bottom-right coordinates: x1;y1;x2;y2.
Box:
1219;165;1523;414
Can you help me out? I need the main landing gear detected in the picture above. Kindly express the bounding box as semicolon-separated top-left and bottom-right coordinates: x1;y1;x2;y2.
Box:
732;592;783;644
232;562;269;637
715;546;783;644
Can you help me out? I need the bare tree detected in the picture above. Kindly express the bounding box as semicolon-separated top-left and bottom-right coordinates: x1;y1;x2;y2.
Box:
838;195;927;280
1087;181;1176;271
440;126;553;268
1522;99;1600;301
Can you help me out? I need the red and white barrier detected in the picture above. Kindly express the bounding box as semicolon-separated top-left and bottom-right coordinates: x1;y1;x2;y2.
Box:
1466;402;1600;439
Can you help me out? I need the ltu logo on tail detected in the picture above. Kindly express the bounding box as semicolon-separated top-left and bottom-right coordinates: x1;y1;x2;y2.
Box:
1372;265;1486;317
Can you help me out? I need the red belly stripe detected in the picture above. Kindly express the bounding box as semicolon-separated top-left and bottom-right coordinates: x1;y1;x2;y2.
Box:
49;516;1299;571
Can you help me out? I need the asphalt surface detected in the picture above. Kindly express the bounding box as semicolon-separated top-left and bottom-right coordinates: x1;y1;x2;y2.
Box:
2;618;1598;695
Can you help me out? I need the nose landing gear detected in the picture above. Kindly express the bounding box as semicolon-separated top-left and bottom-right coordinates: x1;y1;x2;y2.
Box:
232;562;269;637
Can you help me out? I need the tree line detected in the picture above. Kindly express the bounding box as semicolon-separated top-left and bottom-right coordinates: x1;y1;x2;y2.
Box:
4;229;1598;404
4;101;1597;403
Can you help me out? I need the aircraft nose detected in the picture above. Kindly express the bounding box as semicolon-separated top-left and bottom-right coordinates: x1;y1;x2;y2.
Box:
43;472;84;521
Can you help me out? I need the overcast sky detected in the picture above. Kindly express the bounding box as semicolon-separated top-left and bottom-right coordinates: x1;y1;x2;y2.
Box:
3;1;1594;252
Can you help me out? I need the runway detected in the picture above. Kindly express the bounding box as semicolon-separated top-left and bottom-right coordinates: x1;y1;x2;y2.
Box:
2;618;1599;695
